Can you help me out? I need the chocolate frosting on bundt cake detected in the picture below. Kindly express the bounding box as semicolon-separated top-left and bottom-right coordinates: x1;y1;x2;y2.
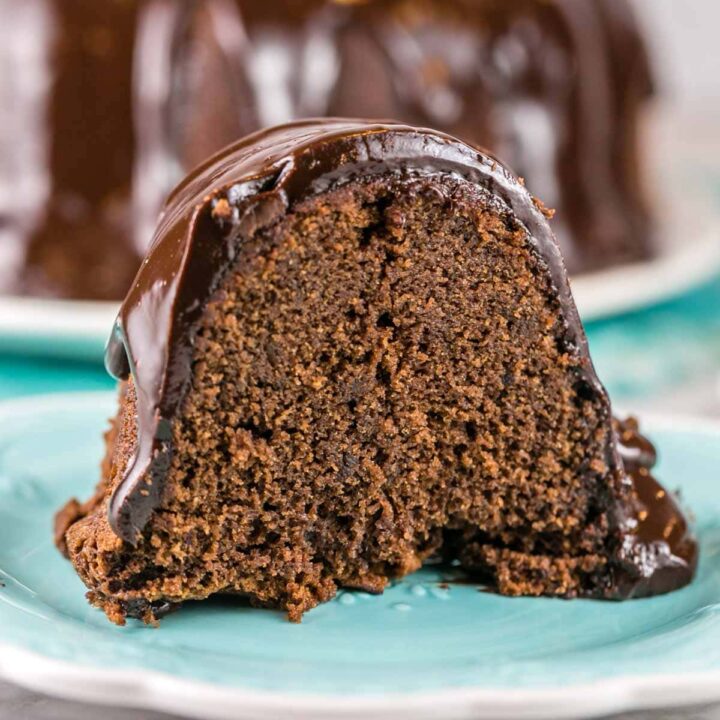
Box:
3;0;654;299
56;119;695;625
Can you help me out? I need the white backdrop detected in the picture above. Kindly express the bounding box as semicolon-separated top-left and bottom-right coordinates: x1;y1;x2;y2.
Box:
634;0;720;103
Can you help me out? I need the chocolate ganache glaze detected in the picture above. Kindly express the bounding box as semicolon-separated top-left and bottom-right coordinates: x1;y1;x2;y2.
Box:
1;0;143;299
105;119;695;595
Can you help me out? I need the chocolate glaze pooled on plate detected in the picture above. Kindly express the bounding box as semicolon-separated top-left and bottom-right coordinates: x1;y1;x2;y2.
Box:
57;119;694;626
614;418;697;597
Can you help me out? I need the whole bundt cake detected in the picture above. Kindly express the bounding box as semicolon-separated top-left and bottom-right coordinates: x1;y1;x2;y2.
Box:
55;120;695;625
216;0;657;273
2;0;655;299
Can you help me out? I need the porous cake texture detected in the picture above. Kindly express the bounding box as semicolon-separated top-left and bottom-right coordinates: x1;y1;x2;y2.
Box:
55;120;695;624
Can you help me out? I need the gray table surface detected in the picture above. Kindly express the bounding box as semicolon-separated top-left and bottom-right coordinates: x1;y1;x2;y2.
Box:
0;679;719;720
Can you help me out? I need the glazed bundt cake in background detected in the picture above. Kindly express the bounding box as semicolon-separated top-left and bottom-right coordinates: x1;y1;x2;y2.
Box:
55;120;695;625
0;0;143;299
215;0;657;273
2;0;655;299
0;0;251;299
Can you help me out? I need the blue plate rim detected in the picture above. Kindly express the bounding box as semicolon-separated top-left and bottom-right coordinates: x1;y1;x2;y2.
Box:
0;391;719;720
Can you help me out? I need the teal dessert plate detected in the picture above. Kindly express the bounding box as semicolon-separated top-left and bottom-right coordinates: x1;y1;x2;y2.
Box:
0;392;719;719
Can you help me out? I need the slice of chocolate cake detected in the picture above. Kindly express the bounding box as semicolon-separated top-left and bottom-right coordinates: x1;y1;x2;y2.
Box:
55;120;696;625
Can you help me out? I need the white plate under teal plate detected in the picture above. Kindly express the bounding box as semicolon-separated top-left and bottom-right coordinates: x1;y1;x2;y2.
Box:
0;392;719;719
2;111;720;363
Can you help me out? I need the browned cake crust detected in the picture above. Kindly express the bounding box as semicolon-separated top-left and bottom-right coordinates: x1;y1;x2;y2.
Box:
56;120;695;625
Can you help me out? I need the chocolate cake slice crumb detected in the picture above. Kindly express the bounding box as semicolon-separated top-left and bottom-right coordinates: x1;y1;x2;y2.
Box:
55;120;696;624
